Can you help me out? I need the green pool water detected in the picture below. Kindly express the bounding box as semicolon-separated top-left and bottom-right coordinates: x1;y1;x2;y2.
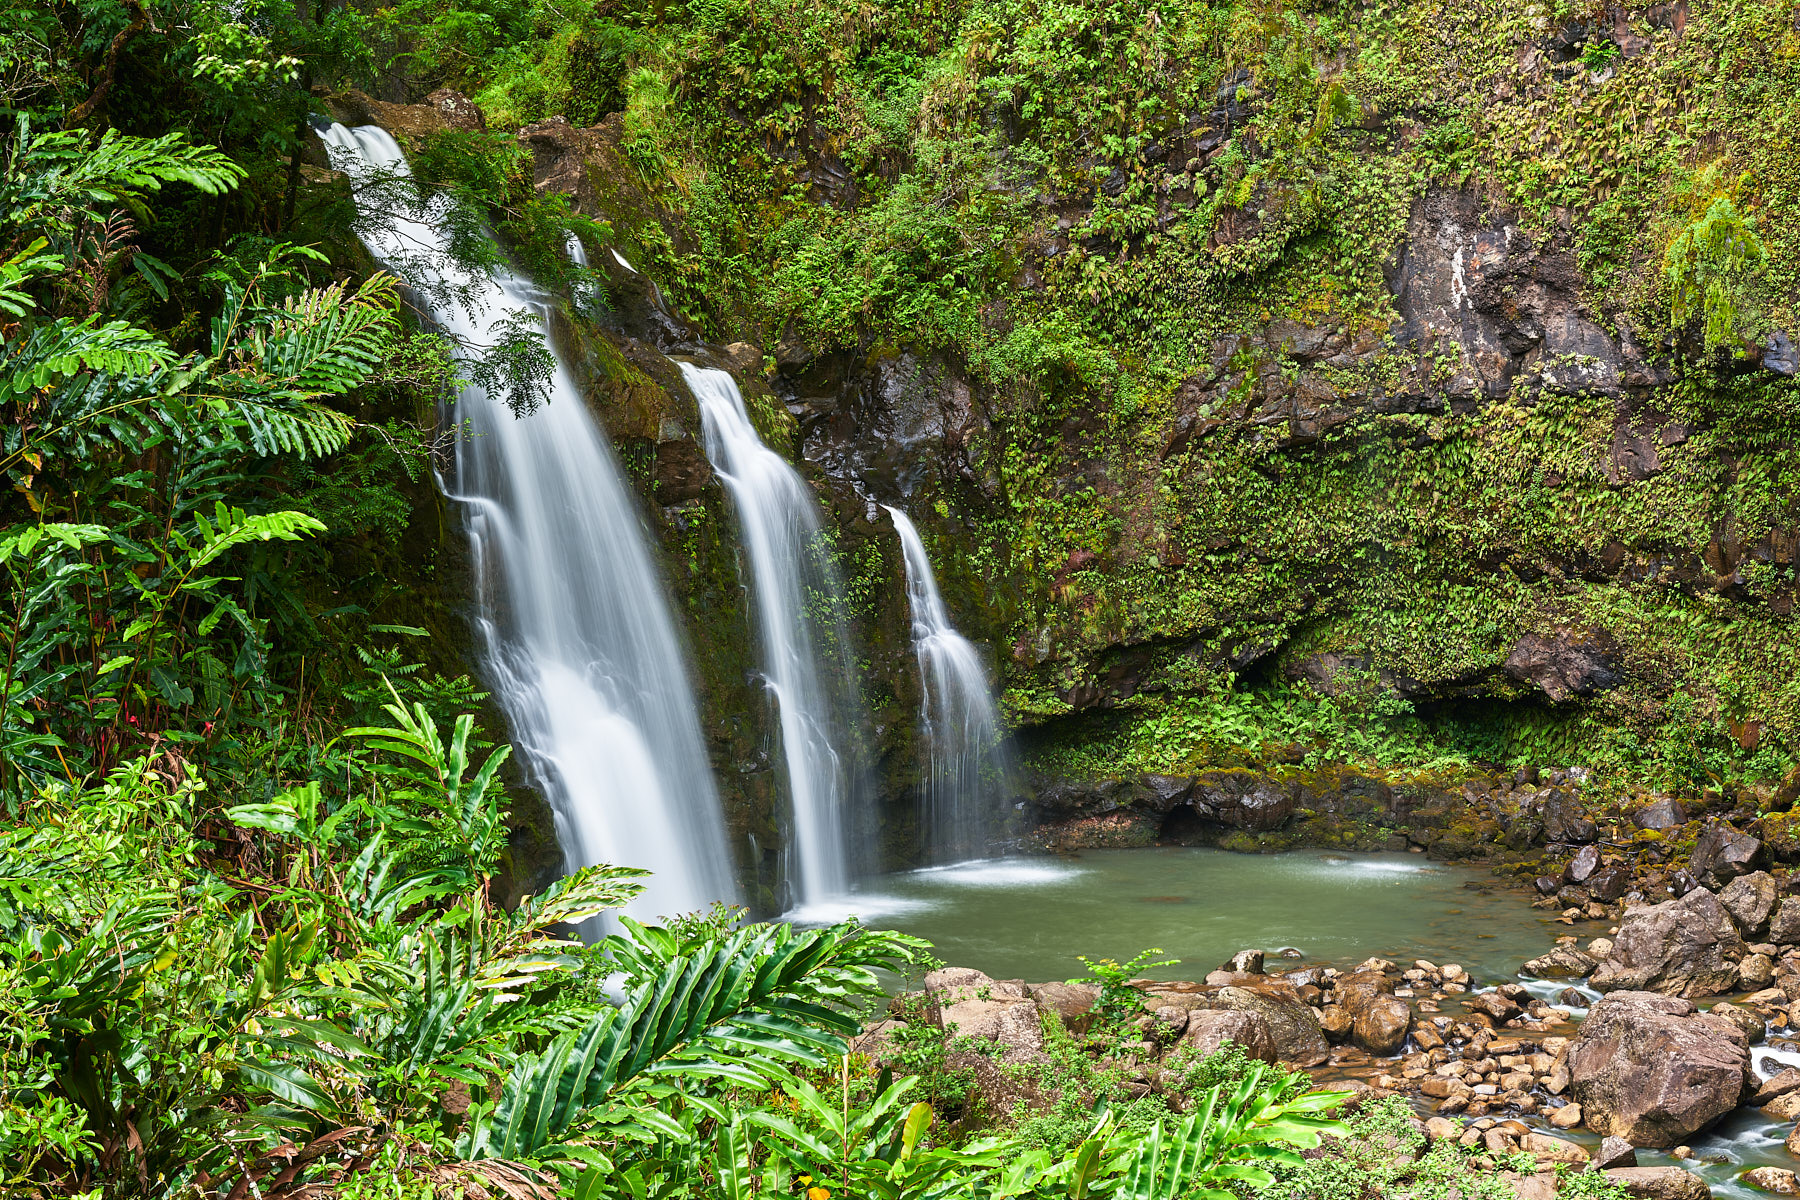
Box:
796;847;1800;1199
794;846;1558;985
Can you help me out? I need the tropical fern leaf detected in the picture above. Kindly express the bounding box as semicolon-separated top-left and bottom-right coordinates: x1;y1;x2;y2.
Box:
171;503;326;576
2;315;176;398
222;398;358;457
247;275;397;397
2;118;245;238
459;921;917;1162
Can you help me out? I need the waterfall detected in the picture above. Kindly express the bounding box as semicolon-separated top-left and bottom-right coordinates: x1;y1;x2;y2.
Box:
683;364;859;910
320;123;736;921
884;506;1016;862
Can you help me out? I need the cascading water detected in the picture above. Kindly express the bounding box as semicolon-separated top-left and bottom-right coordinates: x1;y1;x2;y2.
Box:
321;123;736;922
683;364;860;911
884;506;1017;861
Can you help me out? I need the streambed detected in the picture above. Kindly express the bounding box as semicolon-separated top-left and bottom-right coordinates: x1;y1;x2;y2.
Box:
799;847;1800;1199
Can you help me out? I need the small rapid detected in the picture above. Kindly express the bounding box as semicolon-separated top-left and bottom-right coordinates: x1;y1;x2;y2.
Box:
321;123;736;923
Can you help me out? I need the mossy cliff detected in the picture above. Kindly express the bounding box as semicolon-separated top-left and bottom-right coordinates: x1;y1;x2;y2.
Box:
353;0;1800;885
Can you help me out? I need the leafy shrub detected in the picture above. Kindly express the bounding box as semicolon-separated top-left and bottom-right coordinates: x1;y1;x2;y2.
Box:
1071;946;1179;1020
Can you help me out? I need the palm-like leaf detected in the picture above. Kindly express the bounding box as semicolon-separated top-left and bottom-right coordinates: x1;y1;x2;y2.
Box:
460;921;919;1161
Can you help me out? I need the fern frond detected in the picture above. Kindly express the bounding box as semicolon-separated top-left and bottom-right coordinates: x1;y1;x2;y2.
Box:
224;399;357;458
243;274;398;399
2;316;176;398
174;504;326;578
460;921;917;1162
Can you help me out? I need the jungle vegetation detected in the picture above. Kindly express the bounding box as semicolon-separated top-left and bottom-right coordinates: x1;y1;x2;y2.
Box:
0;0;1795;1192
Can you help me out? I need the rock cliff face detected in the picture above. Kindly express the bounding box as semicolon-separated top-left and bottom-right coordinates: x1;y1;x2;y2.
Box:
338;0;1800;893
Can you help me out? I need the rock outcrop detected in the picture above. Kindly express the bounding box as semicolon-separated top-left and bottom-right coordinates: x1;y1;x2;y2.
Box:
1589;888;1746;997
1568;991;1752;1147
1188;770;1298;831
923;967;1047;1064
1503;627;1624;703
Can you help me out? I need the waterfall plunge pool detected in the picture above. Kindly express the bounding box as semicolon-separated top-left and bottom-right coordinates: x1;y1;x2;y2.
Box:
791;846;1557;986
791;849;1800;1199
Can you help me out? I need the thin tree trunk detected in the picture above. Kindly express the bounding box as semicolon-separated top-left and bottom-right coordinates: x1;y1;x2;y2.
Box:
64;0;149;127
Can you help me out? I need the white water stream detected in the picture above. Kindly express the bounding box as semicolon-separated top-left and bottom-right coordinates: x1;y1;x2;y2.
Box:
684;364;859;909
321;124;736;922
884;506;1015;861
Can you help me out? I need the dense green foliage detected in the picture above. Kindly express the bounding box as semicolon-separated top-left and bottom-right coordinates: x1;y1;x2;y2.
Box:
1;0;1797;1188
529;0;1800;792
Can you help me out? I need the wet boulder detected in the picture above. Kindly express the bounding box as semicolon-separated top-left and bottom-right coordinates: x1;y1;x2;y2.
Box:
1590;864;1633;904
1523;946;1598;978
1742;1168;1800;1195
1467;989;1525;1023
1570;991;1752;1147
1142;774;1195;811
1721;872;1778;938
1688;822;1762;888
1566;844;1603;883
1224;948;1265;974
1543;792;1599;844
1590;888;1746;998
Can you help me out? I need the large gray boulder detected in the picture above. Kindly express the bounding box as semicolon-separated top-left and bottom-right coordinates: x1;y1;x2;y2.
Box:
1720;872;1778;938
1689;821;1762;888
1179;1009;1277;1062
924;968;1046;1063
1569;991;1753;1147
1028;981;1099;1029
1771;898;1800;946
1543;792;1599;844
1635;798;1688;831
1590;888;1746;997
1145;978;1329;1065
1201;982;1329;1066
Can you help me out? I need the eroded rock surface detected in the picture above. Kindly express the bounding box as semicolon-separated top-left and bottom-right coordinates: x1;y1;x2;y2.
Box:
1568;991;1752;1147
1590;888;1746;997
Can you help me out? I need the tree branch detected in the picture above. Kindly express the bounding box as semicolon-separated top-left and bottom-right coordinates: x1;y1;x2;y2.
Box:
63;0;149;128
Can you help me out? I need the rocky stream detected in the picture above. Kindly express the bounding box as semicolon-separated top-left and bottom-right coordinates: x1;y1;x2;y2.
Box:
847;776;1800;1200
